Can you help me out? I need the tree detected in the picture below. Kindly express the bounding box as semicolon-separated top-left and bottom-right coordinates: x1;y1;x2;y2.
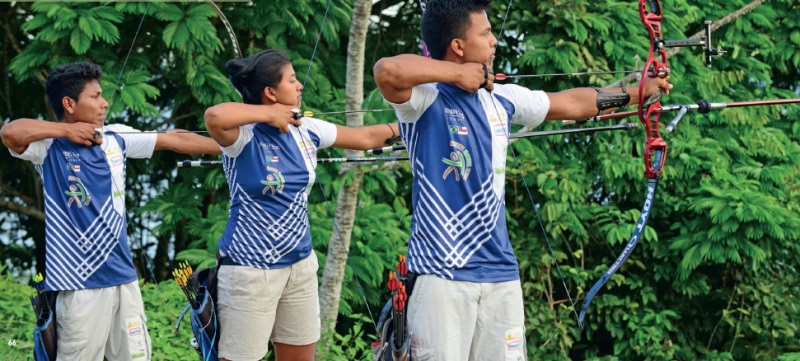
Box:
1;1;798;360
317;0;373;358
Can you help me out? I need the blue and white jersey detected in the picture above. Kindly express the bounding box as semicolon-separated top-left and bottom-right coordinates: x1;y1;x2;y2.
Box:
218;119;336;269
10;124;157;291
388;83;549;282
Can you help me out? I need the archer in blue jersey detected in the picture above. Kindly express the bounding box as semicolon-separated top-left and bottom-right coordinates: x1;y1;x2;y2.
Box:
373;0;672;359
1;61;220;361
204;49;399;361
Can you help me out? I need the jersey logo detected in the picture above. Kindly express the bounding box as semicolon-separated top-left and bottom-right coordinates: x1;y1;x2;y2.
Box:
448;125;468;135
64;176;91;208
260;166;286;195
442;141;472;181
444;107;465;123
258;142;281;151
493;123;507;136
297;140;317;158
106;145;123;167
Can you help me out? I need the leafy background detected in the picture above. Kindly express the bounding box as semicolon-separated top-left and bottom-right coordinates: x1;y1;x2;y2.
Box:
1;0;799;360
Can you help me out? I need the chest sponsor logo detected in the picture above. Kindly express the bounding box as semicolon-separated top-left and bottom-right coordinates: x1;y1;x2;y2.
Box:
442;141;472;181
64;176;91;208
493;123;507;136
106;146;123;166
266;156;279;163
488;112;508;124
258;142;281;151
297;140;317;158
448;125;468;135
444;108;465;123
260;166;286;195
62;151;80;163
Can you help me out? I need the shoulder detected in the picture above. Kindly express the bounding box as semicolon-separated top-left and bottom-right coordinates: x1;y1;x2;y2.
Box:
299;117;334;130
104;123;140;133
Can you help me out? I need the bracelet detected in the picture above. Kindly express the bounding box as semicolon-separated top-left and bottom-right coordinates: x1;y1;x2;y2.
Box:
385;124;401;145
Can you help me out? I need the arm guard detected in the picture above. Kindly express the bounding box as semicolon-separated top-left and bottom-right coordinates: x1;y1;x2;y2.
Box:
594;87;631;113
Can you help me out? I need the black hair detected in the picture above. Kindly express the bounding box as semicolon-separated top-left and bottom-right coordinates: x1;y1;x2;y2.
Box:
225;49;292;105
45;62;103;120
421;0;491;60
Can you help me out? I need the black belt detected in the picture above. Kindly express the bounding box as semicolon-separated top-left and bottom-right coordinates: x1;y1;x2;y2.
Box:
218;256;241;266
406;272;418;297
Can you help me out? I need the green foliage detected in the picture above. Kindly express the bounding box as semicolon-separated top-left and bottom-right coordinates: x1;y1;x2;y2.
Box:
2;0;800;360
139;280;193;360
319;314;375;361
310;164;411;317
0;267;35;361
496;1;800;359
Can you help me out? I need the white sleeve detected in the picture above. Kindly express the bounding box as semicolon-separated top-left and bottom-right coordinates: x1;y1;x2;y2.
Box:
383;83;439;123
105;124;157;159
492;84;550;128
302;118;337;150
8;139;53;165
220;124;254;158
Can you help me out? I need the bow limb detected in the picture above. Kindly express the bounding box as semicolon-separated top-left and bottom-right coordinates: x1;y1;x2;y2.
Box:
109;1;241;326
577;0;669;328
205;1;242;59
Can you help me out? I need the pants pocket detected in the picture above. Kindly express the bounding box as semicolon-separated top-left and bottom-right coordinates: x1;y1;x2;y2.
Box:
504;326;524;361
55;290;101;358
125;314;150;361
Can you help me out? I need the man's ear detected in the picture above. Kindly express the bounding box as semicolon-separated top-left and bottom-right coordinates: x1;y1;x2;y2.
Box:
449;38;466;58
62;96;77;115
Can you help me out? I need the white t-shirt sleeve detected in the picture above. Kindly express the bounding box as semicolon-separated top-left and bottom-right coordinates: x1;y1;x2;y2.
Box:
303;118;337;150
383;83;439;123
8;139;53;165
492;84;550;128
105;124;157;159
220;124;254;158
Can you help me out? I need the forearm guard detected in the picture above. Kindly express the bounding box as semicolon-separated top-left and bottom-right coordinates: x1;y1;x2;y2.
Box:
595;87;630;112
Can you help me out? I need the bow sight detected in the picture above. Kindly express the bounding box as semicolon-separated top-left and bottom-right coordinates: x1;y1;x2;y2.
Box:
658;20;727;67
644;1;726;67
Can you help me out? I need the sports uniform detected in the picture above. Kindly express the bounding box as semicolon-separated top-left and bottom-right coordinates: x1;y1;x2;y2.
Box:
387;82;549;360
215;119;336;360
11;124;157;361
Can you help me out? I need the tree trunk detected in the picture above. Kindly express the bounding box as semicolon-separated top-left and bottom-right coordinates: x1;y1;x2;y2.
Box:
316;0;373;358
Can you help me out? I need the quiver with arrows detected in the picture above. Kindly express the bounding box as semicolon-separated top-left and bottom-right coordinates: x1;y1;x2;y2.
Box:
372;255;416;361
174;264;220;361
32;284;58;361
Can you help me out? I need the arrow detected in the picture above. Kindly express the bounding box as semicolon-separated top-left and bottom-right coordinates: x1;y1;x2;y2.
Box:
300;109;395;117
495;70;641;81
176;156;410;168
367;123;639;154
563;98;800;130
